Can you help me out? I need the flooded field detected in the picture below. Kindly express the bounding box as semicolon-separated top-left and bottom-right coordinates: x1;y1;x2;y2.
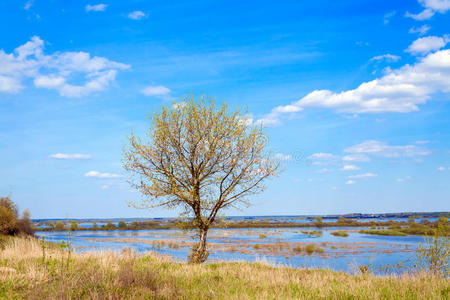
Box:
36;227;425;274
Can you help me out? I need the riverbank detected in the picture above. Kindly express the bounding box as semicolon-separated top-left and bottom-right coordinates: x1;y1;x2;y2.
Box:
0;236;447;299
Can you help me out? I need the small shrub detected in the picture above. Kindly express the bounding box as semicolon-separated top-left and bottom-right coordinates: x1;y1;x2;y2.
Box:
0;206;17;235
17;209;34;236
331;231;349;237
259;234;267;239
55;222;65;231
0;197;18;217
293;246;303;253
118;221;127;229
305;244;315;255
70;221;78;231
416;225;449;276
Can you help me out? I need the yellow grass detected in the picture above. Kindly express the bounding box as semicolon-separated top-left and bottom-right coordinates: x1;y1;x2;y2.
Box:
0;236;448;299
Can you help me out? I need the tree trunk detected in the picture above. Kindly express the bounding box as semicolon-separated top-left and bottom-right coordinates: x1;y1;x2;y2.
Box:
189;228;209;263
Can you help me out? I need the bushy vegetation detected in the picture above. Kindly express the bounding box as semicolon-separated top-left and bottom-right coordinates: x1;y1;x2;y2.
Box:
416;224;450;277
359;230;408;236
359;220;449;237
331;231;349;237
293;243;324;255
0;197;34;236
0;237;447;299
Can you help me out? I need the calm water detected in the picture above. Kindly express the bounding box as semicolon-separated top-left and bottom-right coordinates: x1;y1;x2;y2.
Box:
36;227;424;274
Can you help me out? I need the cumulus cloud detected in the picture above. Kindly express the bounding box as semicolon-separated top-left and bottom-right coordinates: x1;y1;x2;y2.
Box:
370;54;401;62
257;48;450;124
344;140;431;157
86;4;107;12
342;154;371;162
0;36;129;97
341;165;360;171
84;171;121;178
345;180;355;185
409;25;431;36
405;0;450;20
348;173;378;179
437;166;447;171
406;35;449;55
49;153;91;160
141;85;171;97
128;11;147;20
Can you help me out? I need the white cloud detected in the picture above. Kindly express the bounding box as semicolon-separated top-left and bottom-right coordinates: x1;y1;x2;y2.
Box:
0;36;129;97
383;11;396;24
409;25;431;36
406;36;449;55
396;176;412;182
257;48;450;124
345;180;356;185
86;4;107;12
348;173;378;179
405;8;435;20
101;185;110;190
128;11;147;20
307;153;340;165
406;0;450;20
24;0;33;10
437;166;447;171
415;140;430;144
344;140;431;157
49;153;91;160
274;153;292;161
341;165;360;171
370;54;401;62
84;171;121;178
316;168;334;173
141;85;171;97
308;153;337;160
342;154;371;162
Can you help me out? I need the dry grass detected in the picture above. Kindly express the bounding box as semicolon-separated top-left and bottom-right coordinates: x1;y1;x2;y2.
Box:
0;236;448;299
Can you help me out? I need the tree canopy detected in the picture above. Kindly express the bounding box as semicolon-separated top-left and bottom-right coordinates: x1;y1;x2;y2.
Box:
123;96;279;262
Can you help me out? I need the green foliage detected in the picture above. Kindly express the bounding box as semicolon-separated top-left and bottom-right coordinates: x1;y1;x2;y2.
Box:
416;225;450;277
331;231;349;237
0;206;17;235
123;95;279;263
70;221;78;231
17;209;34;235
0;197;17;218
438;217;448;224
118;221;127;229
55;222;65;231
105;222;116;230
359;230;407;236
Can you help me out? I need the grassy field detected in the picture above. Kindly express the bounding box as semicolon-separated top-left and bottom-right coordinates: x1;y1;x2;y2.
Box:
0;237;448;299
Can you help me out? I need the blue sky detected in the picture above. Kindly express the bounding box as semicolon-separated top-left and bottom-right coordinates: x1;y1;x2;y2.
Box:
0;0;449;219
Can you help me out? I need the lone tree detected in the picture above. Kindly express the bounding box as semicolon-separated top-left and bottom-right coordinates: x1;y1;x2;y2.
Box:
123;96;279;263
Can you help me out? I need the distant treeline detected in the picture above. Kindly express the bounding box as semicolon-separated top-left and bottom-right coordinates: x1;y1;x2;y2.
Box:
36;216;449;236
